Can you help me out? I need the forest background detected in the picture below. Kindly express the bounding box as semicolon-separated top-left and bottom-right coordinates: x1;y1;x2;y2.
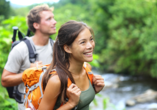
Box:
0;0;157;109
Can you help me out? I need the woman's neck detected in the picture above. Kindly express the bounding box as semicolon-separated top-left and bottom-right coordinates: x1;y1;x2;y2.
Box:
69;59;84;76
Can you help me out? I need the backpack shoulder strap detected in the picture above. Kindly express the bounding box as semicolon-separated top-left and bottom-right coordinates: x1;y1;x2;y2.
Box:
83;63;94;85
67;78;72;87
49;63;93;88
68;63;94;87
23;38;38;63
49;68;72;88
24;37;53;63
48;63;93;88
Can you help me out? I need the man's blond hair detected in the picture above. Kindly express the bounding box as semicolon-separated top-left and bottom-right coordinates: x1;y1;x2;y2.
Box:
27;4;54;33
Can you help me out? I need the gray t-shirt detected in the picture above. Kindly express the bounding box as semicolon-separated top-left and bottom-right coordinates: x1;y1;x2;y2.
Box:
5;37;53;93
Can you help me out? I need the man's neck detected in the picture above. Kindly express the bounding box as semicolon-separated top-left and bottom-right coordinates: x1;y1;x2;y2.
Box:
32;33;49;46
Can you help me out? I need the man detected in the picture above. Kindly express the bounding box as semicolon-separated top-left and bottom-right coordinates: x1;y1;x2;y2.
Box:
1;4;57;110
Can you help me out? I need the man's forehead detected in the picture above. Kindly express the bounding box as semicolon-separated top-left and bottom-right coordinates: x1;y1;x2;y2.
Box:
39;11;54;17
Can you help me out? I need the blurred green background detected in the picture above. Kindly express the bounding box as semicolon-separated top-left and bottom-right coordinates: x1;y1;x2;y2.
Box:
0;0;157;109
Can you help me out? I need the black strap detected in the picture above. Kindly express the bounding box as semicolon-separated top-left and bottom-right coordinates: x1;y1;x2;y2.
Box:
24;39;38;63
26;29;31;36
12;27;18;42
12;27;24;42
23;37;54;63
18;30;24;41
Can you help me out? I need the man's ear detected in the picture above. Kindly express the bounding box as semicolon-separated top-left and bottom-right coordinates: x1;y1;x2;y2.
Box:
33;22;40;30
63;45;72;53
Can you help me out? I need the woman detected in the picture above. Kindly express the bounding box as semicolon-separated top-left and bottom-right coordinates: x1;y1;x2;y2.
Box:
38;20;105;110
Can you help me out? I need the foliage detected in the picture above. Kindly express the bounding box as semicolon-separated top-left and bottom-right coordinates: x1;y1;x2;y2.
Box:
90;93;126;110
52;3;92;34
11;7;29;17
89;54;100;68
0;16;28;72
94;0;157;77
0;75;17;110
0;0;10;19
52;0;157;77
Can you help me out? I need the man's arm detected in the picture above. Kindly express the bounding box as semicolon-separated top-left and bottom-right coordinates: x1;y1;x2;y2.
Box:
1;45;23;87
1;69;23;87
1;61;43;87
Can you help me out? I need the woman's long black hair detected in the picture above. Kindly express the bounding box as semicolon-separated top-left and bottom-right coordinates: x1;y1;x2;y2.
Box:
43;20;94;103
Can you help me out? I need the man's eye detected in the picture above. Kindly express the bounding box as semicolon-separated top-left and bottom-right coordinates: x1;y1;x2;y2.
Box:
47;18;51;20
90;38;94;41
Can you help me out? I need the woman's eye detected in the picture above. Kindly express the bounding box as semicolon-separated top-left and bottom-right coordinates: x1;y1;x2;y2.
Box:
90;38;94;41
81;41;85;44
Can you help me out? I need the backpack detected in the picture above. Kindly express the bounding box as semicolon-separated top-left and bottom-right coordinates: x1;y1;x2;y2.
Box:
22;63;94;110
6;26;54;104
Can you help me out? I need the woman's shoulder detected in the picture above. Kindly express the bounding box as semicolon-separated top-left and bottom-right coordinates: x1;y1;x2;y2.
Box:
49;74;60;83
47;74;61;88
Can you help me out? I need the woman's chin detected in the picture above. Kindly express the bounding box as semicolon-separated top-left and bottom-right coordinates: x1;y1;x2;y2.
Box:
85;59;93;62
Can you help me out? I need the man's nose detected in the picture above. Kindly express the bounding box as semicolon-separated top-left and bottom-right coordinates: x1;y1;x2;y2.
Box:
52;19;57;24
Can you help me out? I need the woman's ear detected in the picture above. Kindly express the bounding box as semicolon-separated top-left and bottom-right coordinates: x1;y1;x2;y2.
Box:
63;45;72;53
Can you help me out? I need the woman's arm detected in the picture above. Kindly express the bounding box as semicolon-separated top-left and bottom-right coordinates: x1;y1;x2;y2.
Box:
38;75;81;110
38;75;61;110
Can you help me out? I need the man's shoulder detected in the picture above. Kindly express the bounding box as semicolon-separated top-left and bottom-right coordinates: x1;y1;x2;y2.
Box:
13;37;33;49
12;41;29;53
